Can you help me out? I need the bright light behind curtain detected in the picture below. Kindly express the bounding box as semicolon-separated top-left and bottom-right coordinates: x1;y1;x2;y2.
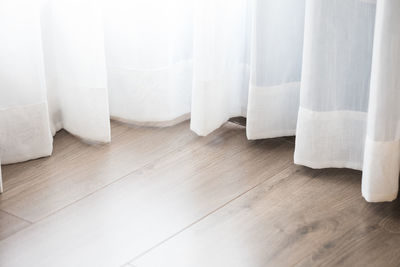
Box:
104;0;193;124
1;0;399;202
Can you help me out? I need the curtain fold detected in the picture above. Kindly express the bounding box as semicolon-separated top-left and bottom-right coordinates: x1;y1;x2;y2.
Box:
0;0;53;164
1;0;399;202
103;0;193;125
41;0;110;141
294;0;376;171
190;0;251;135
247;0;305;139
361;0;400;202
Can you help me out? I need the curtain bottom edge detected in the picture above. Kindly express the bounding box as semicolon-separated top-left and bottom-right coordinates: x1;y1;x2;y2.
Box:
294;158;362;171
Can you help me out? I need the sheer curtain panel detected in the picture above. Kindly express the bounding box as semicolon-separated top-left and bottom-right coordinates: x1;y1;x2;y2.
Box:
1;0;399;201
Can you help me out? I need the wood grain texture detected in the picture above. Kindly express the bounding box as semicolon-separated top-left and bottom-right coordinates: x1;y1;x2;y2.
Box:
0;121;293;267
132;166;400;267
0;121;200;221
0;120;399;267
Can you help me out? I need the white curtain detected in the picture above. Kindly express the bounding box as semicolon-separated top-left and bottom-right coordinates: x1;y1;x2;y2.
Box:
1;0;399;202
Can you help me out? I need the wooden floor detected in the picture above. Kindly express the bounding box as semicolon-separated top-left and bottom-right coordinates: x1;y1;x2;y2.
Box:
1;120;400;267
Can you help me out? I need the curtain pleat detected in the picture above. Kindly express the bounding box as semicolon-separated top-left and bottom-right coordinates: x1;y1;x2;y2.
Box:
361;0;400;202
41;0;110;141
247;0;304;139
294;0;376;170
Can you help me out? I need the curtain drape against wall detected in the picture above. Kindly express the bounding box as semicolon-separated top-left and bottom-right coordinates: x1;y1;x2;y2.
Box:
1;0;399;202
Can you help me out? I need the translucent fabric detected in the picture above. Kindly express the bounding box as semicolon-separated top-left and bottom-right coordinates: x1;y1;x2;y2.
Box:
1;0;399;201
103;0;193;124
294;0;400;202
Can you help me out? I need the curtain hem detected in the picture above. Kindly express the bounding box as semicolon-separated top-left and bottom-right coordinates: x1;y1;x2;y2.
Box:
0;102;53;165
111;113;190;128
362;138;400;202
294;107;367;171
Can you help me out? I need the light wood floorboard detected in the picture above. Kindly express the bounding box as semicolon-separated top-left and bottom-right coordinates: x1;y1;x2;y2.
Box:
132;166;400;267
0;121;199;221
0;121;293;267
1;120;399;267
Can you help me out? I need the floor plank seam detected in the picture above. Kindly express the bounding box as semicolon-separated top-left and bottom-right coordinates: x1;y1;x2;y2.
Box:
30;156;178;224
0;124;243;237
0;209;33;224
26;131;236;224
127;163;294;266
